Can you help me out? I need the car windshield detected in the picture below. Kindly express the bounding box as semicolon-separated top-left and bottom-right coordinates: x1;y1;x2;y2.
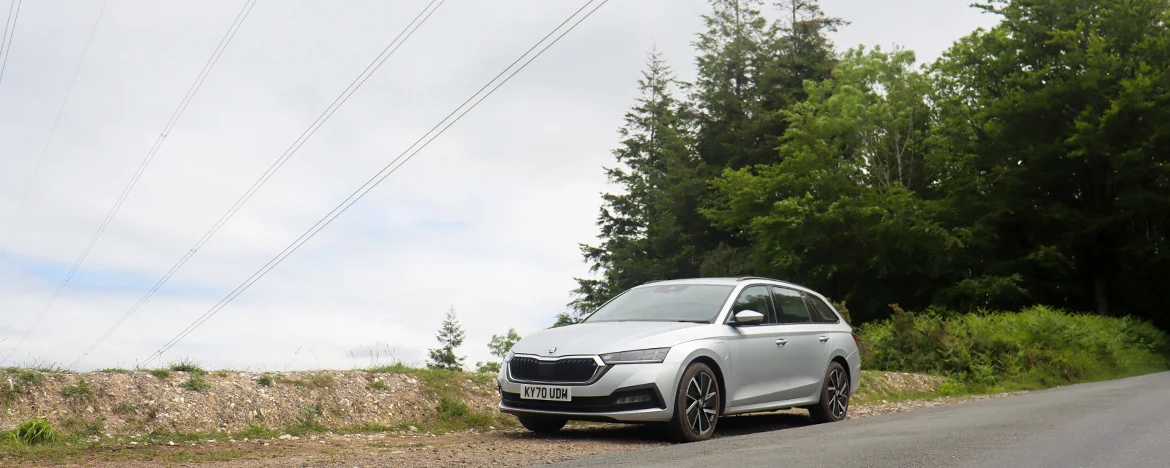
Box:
583;284;735;323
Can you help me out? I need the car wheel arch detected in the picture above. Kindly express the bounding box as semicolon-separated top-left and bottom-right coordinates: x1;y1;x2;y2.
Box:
829;355;851;395
687;355;727;415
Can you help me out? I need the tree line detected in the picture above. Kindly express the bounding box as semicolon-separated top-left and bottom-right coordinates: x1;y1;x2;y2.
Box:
565;0;1170;330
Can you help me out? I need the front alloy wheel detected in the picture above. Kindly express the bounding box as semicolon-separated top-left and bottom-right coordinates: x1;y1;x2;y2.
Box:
810;361;850;423
668;362;720;442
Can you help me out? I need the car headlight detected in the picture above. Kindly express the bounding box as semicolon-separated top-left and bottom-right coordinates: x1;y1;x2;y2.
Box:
599;347;670;364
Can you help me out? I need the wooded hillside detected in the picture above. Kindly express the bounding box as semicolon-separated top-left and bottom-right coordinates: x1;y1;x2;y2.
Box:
569;0;1170;329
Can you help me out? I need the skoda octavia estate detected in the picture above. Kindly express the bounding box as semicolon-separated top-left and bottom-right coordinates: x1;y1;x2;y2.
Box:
496;277;861;442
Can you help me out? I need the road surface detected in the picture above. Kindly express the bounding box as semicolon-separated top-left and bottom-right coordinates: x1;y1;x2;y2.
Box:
548;372;1170;468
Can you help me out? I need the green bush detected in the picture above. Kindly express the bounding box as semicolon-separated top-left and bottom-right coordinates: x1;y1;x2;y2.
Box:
857;305;1170;388
60;379;93;398
255;374;274;387
168;360;207;375
12;369;44;386
436;396;469;422
179;374;208;393
14;419;57;446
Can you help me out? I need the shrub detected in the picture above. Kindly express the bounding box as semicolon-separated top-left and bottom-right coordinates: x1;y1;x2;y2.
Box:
368;379;388;391
15;419;57;445
289;402;327;435
115;402;137;415
435;396;495;429
98;368;129;374
13;369;44;386
179;374;208;393
255;374;274;387
149;369;172;379
309;372;334;388
857;305;1170;388
61;379;93;398
436;396;469;422
168;360;207;375
59;418;103;437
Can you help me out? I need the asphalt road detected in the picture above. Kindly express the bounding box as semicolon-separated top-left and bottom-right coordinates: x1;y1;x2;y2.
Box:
547;372;1170;468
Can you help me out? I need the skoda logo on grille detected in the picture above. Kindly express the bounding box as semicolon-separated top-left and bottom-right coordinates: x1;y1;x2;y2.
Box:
547;347;557;355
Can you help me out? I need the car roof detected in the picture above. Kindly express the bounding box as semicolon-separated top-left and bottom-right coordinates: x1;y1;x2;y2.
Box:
638;277;814;292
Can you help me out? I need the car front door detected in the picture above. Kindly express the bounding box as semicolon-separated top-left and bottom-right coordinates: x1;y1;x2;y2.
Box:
770;286;832;401
725;284;791;408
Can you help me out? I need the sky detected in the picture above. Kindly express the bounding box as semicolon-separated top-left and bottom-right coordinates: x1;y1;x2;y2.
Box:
0;0;1000;371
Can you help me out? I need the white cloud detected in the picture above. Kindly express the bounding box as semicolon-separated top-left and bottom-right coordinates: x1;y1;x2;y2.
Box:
0;0;997;371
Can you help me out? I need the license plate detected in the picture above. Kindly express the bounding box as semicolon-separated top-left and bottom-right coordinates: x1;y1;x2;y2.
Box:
520;384;571;401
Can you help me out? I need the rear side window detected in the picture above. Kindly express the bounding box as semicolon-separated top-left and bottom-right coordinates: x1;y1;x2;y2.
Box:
771;287;812;323
732;285;776;324
804;293;840;323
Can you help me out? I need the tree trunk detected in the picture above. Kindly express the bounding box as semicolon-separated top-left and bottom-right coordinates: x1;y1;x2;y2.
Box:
1093;271;1109;316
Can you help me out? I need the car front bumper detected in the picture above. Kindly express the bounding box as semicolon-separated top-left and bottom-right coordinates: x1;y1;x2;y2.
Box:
497;359;678;423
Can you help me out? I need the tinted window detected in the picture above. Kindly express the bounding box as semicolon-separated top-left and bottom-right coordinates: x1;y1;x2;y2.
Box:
804;293;840;323
772;287;812;323
731;285;776;324
584;284;735;323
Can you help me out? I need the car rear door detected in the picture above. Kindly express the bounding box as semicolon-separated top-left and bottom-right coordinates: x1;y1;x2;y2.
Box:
770;286;832;401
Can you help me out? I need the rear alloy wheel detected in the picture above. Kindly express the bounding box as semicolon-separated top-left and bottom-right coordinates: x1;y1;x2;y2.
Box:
809;361;850;423
667;362;720;442
516;414;567;434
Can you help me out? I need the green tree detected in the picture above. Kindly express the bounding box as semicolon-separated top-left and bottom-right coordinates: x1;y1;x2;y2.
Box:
705;46;962;321
932;0;1170;325
552;312;579;328
476;328;522;373
570;1;848;319
570;50;703;316
426;306;465;371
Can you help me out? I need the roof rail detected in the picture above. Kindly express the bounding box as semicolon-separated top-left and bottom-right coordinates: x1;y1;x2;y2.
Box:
737;276;780;282
737;276;808;288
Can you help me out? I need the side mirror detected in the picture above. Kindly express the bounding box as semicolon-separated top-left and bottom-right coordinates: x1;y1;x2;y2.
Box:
732;310;765;326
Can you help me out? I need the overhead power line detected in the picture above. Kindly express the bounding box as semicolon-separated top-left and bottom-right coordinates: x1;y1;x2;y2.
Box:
0;0;23;87
0;0;110;262
140;0;611;367
0;0;259;365
69;0;448;369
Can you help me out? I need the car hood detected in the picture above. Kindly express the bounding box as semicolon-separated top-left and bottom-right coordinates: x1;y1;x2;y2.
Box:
511;321;712;357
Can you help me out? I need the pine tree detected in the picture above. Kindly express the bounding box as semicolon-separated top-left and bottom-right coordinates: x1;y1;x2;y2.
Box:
569;49;701;317
427;306;465;371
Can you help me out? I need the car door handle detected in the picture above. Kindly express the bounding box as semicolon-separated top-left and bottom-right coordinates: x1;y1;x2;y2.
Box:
775;339;788;346
819;336;830;343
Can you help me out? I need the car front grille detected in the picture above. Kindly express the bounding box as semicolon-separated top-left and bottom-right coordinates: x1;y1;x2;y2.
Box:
508;357;598;383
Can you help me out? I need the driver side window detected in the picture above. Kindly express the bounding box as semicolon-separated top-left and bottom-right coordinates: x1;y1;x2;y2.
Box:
732;285;776;324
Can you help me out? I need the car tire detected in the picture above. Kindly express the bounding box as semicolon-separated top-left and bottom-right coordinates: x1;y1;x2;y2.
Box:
516;414;567;434
666;361;720;442
809;361;850;423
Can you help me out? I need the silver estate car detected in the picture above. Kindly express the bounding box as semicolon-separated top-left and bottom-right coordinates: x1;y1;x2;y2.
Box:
496;277;861;442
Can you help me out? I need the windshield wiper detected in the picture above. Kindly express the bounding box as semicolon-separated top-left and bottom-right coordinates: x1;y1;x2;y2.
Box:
676;320;709;324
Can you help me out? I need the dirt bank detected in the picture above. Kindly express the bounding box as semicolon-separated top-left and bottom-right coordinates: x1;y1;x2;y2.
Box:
1;368;500;435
